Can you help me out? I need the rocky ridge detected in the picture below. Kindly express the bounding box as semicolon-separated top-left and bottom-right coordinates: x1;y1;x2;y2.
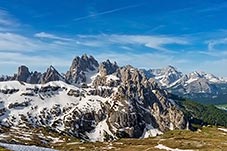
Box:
142;66;227;100
0;54;187;142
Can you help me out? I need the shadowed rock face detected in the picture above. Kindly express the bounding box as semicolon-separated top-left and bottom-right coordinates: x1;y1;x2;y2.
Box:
99;60;119;77
90;64;186;138
107;66;186;137
28;71;42;84
40;65;66;84
16;65;31;82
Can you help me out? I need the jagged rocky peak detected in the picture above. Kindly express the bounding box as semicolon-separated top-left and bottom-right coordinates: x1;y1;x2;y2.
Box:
186;71;221;83
159;65;182;77
65;54;99;84
106;65;187;137
10;65;42;84
28;71;42;84
40;65;65;84
0;75;11;81
187;71;202;79
146;65;183;87
99;59;119;76
166;65;178;71
16;65;31;82
69;54;99;72
118;65;146;84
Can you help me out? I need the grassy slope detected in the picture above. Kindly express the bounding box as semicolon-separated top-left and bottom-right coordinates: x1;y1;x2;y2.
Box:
52;98;227;150
0;147;9;151
2;127;227;151
52;127;227;151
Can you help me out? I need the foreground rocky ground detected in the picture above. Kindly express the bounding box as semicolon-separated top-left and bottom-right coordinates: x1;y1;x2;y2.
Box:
1;126;227;151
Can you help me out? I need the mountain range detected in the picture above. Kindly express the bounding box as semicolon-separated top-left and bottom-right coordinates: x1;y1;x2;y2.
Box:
142;66;227;104
0;54;226;144
1;54;227;104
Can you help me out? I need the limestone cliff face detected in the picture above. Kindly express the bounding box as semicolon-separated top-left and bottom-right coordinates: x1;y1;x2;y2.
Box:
91;63;186;138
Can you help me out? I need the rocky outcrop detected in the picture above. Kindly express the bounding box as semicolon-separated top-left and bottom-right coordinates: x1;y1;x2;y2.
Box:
28;71;42;84
16;65;31;82
0;75;11;81
106;65;186;137
40;65;65;84
99;60;118;77
65;54;99;84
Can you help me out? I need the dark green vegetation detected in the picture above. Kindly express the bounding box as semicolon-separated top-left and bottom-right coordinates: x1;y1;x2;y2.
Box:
173;95;227;128
186;93;227;105
180;83;227;105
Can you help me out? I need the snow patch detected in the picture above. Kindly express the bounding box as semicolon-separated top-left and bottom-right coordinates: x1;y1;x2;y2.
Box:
86;118;114;142
185;78;198;84
0;142;57;151
218;128;227;132
106;75;119;82
155;144;194;151
141;124;163;138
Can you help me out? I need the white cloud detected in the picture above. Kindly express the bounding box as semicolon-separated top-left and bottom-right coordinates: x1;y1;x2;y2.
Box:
76;34;189;51
0;9;20;32
0;52;72;74
207;38;227;50
197;59;227;77
34;32;73;41
0;32;79;52
0;52;71;66
32;33;189;51
0;32;40;51
110;35;188;51
197;50;227;57
94;52;188;70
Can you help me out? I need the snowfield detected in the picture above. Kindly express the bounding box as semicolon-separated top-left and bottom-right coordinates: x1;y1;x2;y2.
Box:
0;80;114;141
0;143;57;151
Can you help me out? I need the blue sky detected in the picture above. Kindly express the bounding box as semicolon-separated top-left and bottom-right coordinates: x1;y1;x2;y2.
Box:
0;0;227;76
